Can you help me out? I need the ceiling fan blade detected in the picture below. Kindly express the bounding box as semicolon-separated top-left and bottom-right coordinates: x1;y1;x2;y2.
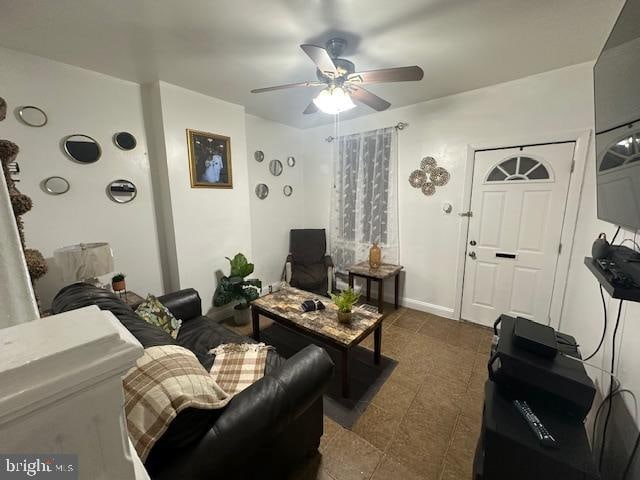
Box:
303;101;318;115
349;85;391;111
251;81;323;94
347;66;424;84
300;44;338;76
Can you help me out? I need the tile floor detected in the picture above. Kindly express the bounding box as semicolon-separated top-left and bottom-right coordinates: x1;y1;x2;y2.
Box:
225;305;493;480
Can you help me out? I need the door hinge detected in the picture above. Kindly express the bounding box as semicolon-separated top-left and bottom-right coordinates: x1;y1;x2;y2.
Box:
459;211;473;217
558;242;563;254
570;160;575;173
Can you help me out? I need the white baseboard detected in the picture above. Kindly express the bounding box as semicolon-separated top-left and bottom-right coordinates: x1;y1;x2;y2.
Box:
397;297;457;320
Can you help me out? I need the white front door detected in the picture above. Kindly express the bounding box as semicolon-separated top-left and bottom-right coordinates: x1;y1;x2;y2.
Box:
461;143;575;327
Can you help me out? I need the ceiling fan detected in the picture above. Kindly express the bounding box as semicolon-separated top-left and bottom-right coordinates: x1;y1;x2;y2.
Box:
251;38;424;115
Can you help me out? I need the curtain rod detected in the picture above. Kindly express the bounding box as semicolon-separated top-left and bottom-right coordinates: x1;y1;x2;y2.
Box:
324;122;409;142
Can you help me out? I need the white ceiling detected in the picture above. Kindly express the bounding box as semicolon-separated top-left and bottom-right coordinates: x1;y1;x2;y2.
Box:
0;0;623;128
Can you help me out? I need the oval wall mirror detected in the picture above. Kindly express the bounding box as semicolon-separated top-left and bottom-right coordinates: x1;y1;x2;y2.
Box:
255;183;269;199
43;176;70;195
18;106;48;127
107;179;137;203
254;150;264;162
269;159;283;176
64;134;101;164
283;185;293;197
287;156;296;167
113;132;137;150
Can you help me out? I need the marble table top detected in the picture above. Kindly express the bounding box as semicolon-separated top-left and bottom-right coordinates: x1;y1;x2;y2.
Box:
348;261;403;279
251;286;383;348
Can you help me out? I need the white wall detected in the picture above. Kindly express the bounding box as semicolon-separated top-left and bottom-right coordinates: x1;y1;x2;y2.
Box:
148;82;253;314
301;62;595;318
245;114;305;287
0;47;164;308
561;146;640;431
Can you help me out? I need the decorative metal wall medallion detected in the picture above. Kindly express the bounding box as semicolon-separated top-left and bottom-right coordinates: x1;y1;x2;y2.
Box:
421;182;436;196
410;155;450;196
255;183;269;199
409;169;426;188
430;167;450;186
420;156;437;172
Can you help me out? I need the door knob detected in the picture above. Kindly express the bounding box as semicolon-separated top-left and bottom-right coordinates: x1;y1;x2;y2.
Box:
468;251;476;259
470;240;476;246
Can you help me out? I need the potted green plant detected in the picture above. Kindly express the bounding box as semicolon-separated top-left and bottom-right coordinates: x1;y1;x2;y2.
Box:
331;288;360;323
213;253;262;326
111;273;126;292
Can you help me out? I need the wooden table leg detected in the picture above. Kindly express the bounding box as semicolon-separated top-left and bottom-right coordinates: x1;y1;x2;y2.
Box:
252;307;260;341
341;349;350;398
378;278;384;314
366;278;371;301
348;273;354;289
394;274;400;309
374;324;382;365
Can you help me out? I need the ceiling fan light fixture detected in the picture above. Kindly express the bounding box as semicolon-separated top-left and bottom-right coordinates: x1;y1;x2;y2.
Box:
313;87;356;114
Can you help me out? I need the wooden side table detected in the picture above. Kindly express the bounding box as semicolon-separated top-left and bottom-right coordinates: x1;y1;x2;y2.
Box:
118;290;144;307
347;262;403;314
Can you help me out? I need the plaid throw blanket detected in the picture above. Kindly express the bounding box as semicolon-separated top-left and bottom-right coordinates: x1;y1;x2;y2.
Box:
209;343;273;395
123;345;231;461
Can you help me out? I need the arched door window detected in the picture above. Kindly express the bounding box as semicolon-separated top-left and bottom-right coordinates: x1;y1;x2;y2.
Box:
599;133;640;172
486;156;552;183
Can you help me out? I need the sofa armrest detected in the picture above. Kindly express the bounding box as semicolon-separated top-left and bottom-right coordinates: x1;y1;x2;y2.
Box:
152;345;333;478
157;288;202;322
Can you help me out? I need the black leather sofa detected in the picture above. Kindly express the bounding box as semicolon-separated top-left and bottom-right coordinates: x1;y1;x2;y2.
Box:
52;283;334;479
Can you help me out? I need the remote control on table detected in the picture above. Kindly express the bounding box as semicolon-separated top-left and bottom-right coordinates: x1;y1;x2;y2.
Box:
513;400;559;449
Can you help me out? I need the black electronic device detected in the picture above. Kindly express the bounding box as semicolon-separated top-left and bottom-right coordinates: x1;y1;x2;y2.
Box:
513;317;558;359
586;247;640;302
594;0;640;230
488;315;596;420
513;400;559;448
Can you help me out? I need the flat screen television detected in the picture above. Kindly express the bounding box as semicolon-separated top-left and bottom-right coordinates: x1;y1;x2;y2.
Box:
594;0;640;230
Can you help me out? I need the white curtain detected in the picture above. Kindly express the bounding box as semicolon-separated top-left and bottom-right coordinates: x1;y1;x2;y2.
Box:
329;127;399;273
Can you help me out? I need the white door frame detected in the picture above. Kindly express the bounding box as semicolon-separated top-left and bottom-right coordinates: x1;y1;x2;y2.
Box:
453;129;592;329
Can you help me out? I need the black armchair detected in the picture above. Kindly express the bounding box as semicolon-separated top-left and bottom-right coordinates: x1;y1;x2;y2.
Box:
285;229;334;297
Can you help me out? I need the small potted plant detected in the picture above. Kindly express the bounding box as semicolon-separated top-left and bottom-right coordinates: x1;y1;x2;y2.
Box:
331;288;360;323
111;273;126;292
213;253;262;326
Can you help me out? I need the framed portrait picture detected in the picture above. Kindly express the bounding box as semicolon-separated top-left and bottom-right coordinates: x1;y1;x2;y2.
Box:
186;129;232;188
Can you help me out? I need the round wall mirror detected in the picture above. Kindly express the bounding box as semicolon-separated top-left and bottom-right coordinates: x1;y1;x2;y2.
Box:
64;134;101;163
113;132;137;150
287;156;296;167
18;106;48;127
43;176;70;195
255;183;269;199
269;159;283;176
283;185;293;197
254;150;264;162
107;179;137;203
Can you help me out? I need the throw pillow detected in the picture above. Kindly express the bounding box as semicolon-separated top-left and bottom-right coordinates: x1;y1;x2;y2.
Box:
123;345;231;461
135;294;182;338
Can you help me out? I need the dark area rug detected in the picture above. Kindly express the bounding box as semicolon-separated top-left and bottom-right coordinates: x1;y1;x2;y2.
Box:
259;323;397;429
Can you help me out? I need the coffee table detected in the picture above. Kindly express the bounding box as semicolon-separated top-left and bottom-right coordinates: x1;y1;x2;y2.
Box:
251;286;384;398
348;262;403;314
